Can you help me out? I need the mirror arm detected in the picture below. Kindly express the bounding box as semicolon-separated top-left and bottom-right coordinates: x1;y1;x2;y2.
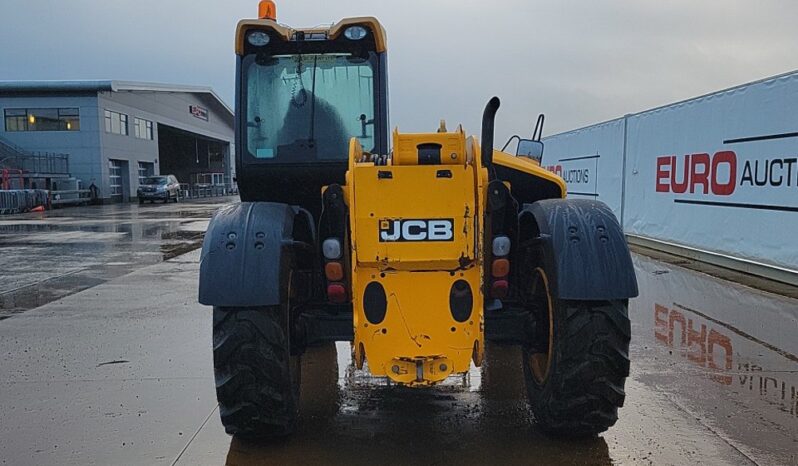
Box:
501;135;521;152
532;114;545;141
359;113;375;138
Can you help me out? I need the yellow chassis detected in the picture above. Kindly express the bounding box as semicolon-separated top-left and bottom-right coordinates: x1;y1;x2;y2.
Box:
337;127;562;385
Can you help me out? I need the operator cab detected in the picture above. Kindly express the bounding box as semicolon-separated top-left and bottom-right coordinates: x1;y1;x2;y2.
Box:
235;9;389;217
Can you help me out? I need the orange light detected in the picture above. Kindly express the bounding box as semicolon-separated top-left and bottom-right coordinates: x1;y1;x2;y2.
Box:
28;114;35;125
258;0;277;20
492;258;510;278
325;262;344;281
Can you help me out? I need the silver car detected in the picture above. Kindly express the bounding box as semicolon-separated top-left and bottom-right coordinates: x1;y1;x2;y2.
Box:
137;175;181;204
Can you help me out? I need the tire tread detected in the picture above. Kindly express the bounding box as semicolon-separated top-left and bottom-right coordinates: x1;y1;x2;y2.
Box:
213;306;298;439
525;300;631;437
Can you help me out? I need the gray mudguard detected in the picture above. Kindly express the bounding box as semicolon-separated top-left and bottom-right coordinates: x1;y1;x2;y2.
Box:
520;199;639;300
199;202;297;307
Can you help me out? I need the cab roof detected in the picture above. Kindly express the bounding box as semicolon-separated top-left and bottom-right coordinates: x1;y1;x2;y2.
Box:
235;16;387;55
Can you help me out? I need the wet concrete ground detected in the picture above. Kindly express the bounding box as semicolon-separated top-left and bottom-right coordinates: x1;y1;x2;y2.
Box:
0;201;796;465
0;197;237;320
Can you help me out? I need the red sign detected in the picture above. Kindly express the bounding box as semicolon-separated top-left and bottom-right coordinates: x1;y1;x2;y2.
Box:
656;151;737;195
189;105;209;121
655;150;798;196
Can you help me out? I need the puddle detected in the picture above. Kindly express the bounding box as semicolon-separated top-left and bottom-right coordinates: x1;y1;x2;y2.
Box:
226;342;608;466
631;254;798;462
0;198;235;316
0;271;107;319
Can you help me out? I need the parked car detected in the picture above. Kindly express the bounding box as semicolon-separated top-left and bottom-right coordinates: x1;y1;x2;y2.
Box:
137;175;181;204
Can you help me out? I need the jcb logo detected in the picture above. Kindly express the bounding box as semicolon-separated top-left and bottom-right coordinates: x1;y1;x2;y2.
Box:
379;218;454;242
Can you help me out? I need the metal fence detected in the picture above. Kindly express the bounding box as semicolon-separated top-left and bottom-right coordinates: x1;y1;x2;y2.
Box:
181;185;234;199
50;189;91;206
1;153;69;175
0;138;69;175
0;189;50;215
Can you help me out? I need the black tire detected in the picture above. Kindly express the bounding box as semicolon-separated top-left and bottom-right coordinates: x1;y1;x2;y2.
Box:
521;268;630;437
213;306;301;439
138;198;144;205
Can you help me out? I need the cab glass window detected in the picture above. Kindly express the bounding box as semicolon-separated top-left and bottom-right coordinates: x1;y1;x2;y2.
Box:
243;52;377;162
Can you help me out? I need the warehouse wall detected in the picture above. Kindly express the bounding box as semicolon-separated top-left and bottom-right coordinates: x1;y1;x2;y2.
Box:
543;70;798;281
98;91;234;201
0;94;102;187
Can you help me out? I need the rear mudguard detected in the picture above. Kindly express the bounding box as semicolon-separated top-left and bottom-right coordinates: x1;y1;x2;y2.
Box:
519;199;638;300
199;202;308;307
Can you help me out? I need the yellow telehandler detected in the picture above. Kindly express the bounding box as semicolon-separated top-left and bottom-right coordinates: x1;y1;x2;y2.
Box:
199;1;638;439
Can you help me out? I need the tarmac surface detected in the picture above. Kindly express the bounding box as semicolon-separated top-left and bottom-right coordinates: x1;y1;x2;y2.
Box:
0;200;796;465
0;198;231;320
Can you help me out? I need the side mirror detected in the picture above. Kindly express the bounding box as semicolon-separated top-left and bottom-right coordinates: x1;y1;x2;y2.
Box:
516;139;544;162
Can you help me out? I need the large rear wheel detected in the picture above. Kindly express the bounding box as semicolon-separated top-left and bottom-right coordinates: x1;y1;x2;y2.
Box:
522;267;631;437
213;305;301;439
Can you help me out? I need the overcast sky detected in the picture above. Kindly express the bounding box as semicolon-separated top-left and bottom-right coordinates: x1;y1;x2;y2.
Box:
2;0;798;144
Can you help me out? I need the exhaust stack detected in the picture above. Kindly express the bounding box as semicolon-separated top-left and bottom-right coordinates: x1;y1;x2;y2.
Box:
480;96;501;169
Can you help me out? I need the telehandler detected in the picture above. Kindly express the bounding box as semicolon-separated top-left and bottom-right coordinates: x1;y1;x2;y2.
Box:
199;0;638;439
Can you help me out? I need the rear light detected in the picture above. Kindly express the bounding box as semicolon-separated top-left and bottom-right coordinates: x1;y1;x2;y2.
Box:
490;280;509;299
323;237;347;303
490;236;511;299
327;283;347;303
322;238;342;259
325;262;344;281
492;258;510;278
492;235;511;257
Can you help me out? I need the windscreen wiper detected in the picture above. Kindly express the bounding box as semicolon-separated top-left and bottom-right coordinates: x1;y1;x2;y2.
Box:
308;55;318;143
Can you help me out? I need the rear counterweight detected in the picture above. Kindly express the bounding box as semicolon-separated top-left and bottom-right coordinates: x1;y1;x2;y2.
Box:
352;268;484;385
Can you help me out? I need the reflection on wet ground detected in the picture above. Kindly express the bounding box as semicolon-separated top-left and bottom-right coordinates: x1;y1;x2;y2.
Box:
630;254;798;464
223;343;613;465
0;200;796;464
0;198;235;319
220;255;798;466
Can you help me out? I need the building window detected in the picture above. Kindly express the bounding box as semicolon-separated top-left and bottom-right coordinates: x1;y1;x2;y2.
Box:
58;108;80;131
4;108;80;132
4;109;26;131
104;110;128;136
137;162;154;185
109;159;123;199
134;118;154;140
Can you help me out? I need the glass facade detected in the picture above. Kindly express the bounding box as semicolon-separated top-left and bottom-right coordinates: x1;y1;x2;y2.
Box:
3;108;80;132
